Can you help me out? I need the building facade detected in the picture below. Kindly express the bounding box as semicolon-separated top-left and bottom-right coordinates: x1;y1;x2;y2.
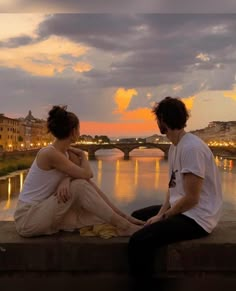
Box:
0;114;20;151
0;111;53;151
18;110;53;150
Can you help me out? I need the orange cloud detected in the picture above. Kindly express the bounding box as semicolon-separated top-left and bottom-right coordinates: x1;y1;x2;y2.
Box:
224;90;236;101
113;88;154;122
113;88;138;113
181;96;195;111
0;35;90;76
73;62;93;73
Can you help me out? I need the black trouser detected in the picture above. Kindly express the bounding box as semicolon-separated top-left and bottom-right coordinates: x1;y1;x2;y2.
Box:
128;205;209;276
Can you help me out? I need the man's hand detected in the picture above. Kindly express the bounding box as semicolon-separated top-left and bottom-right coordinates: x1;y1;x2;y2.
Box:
145;214;165;226
55;177;71;203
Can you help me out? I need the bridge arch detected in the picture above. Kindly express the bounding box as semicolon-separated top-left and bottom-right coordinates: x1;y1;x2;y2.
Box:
74;143;170;160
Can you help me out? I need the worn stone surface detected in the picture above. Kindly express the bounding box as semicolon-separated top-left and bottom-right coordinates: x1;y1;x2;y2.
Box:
0;221;236;275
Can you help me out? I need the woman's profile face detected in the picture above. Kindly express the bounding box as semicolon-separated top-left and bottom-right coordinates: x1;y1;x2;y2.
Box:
77;125;80;137
71;125;80;142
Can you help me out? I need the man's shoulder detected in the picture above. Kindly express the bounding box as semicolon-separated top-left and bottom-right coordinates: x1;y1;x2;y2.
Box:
181;133;207;151
184;133;206;146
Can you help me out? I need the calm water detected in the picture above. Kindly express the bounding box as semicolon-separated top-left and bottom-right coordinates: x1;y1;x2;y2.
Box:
0;149;236;221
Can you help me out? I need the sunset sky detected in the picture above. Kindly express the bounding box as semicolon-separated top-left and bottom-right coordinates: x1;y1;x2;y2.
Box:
1;4;236;137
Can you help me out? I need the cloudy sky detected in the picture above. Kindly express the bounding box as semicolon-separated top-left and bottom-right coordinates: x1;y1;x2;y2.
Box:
1;11;236;137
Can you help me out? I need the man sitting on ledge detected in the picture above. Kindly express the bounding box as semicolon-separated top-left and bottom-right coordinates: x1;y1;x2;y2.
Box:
128;96;223;278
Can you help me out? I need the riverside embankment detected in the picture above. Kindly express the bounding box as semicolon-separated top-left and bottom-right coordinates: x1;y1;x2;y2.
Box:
0;149;38;176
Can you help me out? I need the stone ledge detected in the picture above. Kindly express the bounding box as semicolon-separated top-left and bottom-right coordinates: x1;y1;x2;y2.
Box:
0;221;236;275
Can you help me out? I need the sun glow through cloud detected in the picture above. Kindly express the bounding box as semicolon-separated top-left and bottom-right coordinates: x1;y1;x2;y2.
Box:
113;88;138;113
181;96;195;111
0;35;90;76
1;14;236;136
0;14;45;40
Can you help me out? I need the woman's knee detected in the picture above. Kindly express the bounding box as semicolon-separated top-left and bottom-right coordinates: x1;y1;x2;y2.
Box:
70;179;88;194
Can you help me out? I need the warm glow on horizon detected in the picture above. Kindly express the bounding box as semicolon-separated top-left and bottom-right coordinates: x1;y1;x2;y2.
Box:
80;120;158;137
120;107;154;121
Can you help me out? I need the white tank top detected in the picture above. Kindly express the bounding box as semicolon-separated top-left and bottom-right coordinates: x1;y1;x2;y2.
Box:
19;146;68;204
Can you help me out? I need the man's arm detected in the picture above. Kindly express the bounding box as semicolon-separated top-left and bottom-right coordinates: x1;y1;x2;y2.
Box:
158;190;170;215
145;190;170;225
164;173;203;218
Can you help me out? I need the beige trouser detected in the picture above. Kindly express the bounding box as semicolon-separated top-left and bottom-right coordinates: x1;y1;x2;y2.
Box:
14;179;114;237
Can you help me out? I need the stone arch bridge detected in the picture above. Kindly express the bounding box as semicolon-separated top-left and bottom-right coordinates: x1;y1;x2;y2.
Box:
1;143;235;161
74;143;171;160
74;143;236;160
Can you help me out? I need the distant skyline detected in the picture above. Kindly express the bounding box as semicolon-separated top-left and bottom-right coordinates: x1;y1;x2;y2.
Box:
1;13;236;136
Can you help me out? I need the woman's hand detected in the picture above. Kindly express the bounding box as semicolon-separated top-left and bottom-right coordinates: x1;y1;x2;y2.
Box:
55;176;71;203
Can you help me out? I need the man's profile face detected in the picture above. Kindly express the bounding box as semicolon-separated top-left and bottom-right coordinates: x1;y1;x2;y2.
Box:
157;119;168;134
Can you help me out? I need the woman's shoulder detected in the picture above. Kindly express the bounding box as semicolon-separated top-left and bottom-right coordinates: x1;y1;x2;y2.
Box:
36;146;58;170
37;145;56;157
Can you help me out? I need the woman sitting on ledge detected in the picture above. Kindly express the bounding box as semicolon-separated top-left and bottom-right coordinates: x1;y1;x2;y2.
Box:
14;106;143;238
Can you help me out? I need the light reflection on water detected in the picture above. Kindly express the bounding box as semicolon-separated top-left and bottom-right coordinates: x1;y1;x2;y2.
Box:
0;149;235;221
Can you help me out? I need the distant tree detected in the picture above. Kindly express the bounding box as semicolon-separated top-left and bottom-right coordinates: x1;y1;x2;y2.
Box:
77;136;85;143
100;135;110;143
94;135;110;143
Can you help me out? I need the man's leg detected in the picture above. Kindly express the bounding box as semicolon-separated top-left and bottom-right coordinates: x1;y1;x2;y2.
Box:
128;214;208;276
131;205;162;221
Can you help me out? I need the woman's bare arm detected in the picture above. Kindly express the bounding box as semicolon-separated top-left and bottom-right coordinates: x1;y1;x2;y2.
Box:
45;148;93;179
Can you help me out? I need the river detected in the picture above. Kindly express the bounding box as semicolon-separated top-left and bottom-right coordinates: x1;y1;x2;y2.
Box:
0;148;235;221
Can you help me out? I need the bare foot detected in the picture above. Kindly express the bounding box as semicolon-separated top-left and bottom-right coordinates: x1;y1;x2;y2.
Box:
117;224;142;237
126;215;145;226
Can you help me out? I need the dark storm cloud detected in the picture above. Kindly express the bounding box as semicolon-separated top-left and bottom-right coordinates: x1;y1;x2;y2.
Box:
0;68;116;122
2;0;236;13
1;13;236;120
156;0;236;13
38;14;141;52
0;36;35;48
36;14;236;94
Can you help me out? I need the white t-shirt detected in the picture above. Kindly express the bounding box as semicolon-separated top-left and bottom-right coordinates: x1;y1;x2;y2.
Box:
168;133;223;233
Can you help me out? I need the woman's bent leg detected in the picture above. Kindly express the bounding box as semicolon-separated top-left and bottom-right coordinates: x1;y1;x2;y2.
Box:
15;195;75;237
87;180;144;226
70;179;141;235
